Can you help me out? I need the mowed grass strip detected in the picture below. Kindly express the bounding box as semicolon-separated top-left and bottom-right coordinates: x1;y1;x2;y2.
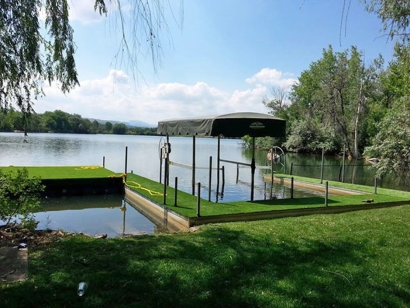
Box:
2;205;410;307
125;173;410;219
0;166;120;179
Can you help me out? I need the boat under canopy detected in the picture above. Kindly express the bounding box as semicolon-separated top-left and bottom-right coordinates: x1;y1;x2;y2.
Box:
157;112;286;202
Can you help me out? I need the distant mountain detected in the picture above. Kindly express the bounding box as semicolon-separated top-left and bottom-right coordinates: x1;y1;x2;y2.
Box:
125;120;156;128
88;118;156;128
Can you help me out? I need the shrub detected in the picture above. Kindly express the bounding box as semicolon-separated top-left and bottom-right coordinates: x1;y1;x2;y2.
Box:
0;168;44;229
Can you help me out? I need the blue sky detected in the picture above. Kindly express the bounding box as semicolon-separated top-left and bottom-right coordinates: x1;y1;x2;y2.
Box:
36;0;396;126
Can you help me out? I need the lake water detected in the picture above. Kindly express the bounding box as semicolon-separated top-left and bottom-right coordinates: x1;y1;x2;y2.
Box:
0;132;406;236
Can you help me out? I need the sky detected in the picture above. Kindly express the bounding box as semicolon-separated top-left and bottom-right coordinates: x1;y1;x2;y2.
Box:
35;0;397;126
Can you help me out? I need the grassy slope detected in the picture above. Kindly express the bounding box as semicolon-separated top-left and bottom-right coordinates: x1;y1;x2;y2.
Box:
2;205;410;307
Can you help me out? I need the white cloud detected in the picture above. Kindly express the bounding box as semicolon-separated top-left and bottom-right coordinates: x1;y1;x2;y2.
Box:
68;0;106;24
246;68;297;91
35;68;294;125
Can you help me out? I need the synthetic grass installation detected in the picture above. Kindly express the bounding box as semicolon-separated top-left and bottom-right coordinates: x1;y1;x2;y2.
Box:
125;173;410;219
2;205;410;307
0;166;118;179
0;166;124;196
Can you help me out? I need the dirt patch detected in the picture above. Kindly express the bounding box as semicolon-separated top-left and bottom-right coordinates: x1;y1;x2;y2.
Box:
0;225;71;283
0;247;27;282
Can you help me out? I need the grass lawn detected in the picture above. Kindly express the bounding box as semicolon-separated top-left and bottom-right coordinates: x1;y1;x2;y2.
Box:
125;173;410;218
2;205;410;307
0;166;120;179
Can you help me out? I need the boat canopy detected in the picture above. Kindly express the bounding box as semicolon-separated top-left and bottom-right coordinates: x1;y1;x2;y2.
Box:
157;112;286;137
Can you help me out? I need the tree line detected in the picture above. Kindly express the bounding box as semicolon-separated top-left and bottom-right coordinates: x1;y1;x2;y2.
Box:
256;42;410;181
0;109;157;135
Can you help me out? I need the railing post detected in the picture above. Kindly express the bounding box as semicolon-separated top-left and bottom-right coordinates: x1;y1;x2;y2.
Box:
320;148;324;184
374;177;378;194
174;177;178;206
221;166;225;198
197;182;201;217
124;146;128;181
291;177;294;199
208;156;212;202
290;162;293;175
325;181;329;207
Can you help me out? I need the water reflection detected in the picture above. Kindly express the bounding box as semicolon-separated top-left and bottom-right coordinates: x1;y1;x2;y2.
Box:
35;195;161;238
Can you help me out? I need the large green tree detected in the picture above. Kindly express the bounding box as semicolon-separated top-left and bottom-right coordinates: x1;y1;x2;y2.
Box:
364;43;410;179
285;45;383;158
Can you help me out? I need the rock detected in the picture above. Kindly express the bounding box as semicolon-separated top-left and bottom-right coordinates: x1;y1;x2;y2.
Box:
94;233;107;239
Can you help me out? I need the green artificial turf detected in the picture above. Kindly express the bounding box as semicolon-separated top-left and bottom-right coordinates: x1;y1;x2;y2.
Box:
0;166;119;179
125;173;410;219
2;205;410;307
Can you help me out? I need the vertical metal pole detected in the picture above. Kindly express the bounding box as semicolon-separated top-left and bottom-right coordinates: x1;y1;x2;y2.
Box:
374;177;378;194
236;164;239;184
341;144;346;183
197;182;201;217
325;181;329;207
166;134;170;186
270;150;274;198
103;156;105;168
192;136;196;195
216;135;221;202
221;166;225;198
163;134;169;205
250;137;256;201
159;153;163;184
174;177;178;206
320;147;324;184
208;156;212;202
124;146;128;181
291;177;294;199
290;162;293;175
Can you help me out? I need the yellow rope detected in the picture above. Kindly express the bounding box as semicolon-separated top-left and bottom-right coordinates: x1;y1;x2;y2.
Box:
75;166;101;170
125;181;164;196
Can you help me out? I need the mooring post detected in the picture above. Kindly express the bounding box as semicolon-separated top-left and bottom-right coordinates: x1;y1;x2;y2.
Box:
291;177;294;199
159;155;163;184
236;163;239;184
124;146;128;181
192;135;196;196
174;177;178;206
374;177;378;194
197;182;201;217
325;181;329;207
270;155;274;199
341;144;346;183
208;156;212;202
216;136;221;202
320;148;324;184
221;166;225;198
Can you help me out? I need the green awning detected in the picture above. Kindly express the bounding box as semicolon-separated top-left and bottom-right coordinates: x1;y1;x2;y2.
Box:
157;112;286;137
